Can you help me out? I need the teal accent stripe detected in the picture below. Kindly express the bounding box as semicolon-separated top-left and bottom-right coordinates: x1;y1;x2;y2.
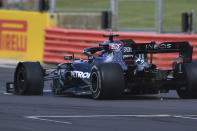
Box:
80;85;90;89
58;70;64;86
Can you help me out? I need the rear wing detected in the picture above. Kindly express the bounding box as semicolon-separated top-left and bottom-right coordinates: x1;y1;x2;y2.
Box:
122;39;193;63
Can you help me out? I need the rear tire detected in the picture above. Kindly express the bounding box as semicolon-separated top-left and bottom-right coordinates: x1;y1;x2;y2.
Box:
14;62;44;95
90;63;125;99
176;60;197;99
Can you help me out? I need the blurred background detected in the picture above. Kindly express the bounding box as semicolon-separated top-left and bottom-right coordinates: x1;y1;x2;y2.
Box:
0;0;196;34
0;0;197;66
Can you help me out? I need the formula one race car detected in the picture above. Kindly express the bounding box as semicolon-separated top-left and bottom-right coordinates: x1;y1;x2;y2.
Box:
7;34;197;99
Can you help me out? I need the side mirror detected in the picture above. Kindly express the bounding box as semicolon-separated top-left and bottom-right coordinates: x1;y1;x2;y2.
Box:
64;56;72;60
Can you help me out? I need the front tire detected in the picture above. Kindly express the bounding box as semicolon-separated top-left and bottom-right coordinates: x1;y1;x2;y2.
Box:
90;63;125;99
176;60;197;99
14;62;44;95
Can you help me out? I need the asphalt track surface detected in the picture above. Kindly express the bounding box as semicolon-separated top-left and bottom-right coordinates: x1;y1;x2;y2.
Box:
0;67;197;131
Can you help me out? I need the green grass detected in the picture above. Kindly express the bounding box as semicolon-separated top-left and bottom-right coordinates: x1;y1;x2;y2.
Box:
118;1;155;29
163;0;197;30
56;0;197;32
56;0;109;9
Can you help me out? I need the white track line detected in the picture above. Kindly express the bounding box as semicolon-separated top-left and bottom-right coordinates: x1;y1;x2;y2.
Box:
25;114;197;125
26;114;171;118
173;116;197;120
25;116;72;124
0;65;16;69
25;114;171;125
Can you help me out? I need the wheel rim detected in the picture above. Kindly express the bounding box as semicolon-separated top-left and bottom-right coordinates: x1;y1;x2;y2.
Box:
91;72;99;94
16;67;26;94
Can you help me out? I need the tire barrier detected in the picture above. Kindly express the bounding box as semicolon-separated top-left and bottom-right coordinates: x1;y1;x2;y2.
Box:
44;27;197;68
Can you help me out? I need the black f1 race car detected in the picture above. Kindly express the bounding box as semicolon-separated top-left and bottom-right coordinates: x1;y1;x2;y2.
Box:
7;34;197;99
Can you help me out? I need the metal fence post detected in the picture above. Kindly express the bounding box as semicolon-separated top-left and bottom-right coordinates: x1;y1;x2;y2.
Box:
4;0;8;9
156;0;163;33
34;0;39;11
50;0;56;14
110;0;118;31
191;9;195;34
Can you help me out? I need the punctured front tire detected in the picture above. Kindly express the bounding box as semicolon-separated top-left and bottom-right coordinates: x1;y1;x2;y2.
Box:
14;62;44;95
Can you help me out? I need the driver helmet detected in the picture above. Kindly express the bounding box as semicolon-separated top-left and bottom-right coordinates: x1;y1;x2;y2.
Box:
109;40;123;51
102;40;123;51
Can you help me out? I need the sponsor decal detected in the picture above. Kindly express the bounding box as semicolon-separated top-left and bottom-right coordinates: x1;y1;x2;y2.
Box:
0;20;27;52
123;54;134;59
135;58;144;64
146;43;172;50
123;47;132;53
71;71;90;79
